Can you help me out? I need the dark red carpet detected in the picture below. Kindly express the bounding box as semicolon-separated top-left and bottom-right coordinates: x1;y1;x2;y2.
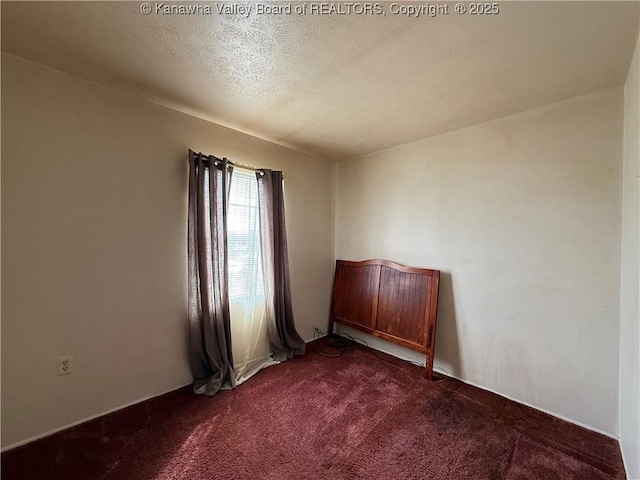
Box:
2;340;625;479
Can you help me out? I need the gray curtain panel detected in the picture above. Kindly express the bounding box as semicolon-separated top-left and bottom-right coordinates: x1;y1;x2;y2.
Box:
187;150;236;396
256;170;306;361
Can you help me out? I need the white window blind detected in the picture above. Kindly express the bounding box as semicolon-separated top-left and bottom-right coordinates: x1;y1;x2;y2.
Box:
227;169;264;303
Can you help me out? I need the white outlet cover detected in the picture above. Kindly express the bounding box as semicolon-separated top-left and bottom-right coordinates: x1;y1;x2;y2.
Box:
57;356;73;376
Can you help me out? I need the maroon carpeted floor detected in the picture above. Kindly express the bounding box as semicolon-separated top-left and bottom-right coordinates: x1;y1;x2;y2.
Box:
2;340;626;479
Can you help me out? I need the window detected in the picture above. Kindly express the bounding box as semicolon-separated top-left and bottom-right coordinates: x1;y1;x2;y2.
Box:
227;168;274;381
227;169;264;315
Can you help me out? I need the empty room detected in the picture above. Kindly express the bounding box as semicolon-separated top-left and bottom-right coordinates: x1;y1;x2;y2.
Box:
1;1;639;479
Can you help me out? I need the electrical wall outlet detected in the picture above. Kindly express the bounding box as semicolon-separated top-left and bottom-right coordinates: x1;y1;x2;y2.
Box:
57;356;73;376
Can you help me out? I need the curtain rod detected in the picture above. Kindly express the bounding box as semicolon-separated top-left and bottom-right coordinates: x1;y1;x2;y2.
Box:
191;150;265;175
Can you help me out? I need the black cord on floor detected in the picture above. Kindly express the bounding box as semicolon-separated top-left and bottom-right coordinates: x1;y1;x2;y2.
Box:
313;328;368;358
313;328;342;357
313;328;448;382
432;366;448;383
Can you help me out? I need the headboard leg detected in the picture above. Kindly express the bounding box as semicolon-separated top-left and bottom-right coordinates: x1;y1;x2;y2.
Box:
424;354;434;381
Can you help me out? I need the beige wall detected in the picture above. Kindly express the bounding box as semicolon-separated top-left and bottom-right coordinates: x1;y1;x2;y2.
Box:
0;53;334;449
335;87;623;435
620;35;640;479
1;46;633;454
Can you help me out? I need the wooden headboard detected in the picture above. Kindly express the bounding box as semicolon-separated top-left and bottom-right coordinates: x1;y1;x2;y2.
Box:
328;259;441;380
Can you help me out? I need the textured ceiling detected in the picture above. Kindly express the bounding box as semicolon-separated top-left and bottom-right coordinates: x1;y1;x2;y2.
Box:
2;1;639;161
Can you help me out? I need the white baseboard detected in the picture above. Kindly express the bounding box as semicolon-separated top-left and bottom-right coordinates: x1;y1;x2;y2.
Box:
309;328;619;440
3;337;621;456
442;372;618;440
619;442;639;480
305;333;327;343
1;381;193;453
4;341;318;453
